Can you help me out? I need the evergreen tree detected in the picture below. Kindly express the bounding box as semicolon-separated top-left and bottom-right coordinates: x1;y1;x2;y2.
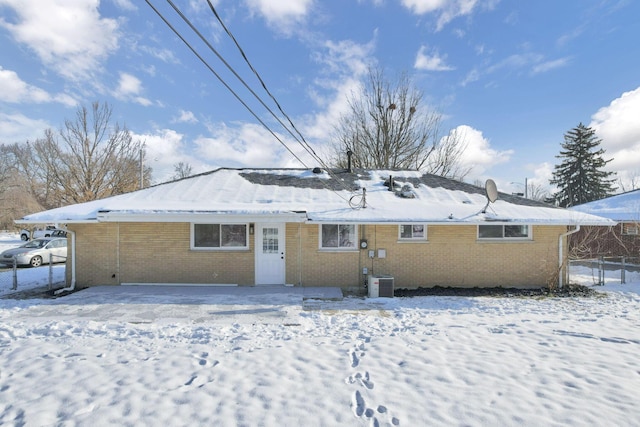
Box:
550;123;616;207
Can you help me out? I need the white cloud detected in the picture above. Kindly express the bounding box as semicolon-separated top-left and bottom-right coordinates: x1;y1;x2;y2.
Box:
453;125;513;179
112;0;136;11
401;0;487;31
590;87;640;189
0;67;77;106
531;57;571;75
114;72;152;106
0;67;50;103
116;72;142;96
0;112;50;143
138;46;180;64
196;122;314;169
304;37;377;142
0;0;120;83
590;87;640;151
486;53;543;74
501;161;554;197
313;38;375;77
132;129;209;183
467;52;569;85
461;68;480;86
414;46;454;71
174;110;198;124
245;0;314;35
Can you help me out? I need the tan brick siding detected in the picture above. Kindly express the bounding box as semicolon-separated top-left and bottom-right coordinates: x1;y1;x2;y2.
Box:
294;224;566;291
294;223;361;289
355;224;565;289
68;222;255;287
68;222;566;290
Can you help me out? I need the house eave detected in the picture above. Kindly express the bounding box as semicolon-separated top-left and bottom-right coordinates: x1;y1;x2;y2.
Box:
14;218;100;224
95;211;309;223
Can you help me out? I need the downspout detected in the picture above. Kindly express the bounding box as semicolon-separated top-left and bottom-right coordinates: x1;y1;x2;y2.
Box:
558;225;580;289
298;223;302;286
55;229;76;295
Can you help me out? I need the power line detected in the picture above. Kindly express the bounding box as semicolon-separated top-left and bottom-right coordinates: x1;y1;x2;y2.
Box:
205;0;319;162
146;1;364;206
202;1;362;197
144;0;307;167
166;0;328;172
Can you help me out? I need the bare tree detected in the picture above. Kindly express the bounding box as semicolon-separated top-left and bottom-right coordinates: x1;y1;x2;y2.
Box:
330;66;467;177
172;162;193;180
0;146;10;196
425;127;471;180
0;145;42;228
28;102;147;208
526;182;551;202
617;170;639;192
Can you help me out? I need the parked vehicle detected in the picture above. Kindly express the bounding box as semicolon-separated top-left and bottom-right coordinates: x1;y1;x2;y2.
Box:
50;229;68;238
0;237;67;267
20;225;58;241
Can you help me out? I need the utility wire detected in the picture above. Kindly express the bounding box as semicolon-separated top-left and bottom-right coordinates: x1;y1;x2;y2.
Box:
165;0;320;163
147;1;364;206
202;1;366;202
206;0;319;162
144;0;307;167
168;0;333;176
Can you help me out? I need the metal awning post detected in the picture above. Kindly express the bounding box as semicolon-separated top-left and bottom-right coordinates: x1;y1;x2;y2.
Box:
12;257;17;290
49;253;53;290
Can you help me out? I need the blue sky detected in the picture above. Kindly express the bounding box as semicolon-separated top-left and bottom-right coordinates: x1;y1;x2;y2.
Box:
1;0;639;196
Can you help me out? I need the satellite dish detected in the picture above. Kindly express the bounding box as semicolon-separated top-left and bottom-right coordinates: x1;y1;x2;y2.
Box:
482;179;498;213
485;179;498;203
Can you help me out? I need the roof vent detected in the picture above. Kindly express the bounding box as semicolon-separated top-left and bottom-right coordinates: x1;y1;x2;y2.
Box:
312;167;322;174
397;184;415;199
384;175;398;191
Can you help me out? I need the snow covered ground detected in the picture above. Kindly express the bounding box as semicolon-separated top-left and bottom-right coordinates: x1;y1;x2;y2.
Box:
1;232;639;426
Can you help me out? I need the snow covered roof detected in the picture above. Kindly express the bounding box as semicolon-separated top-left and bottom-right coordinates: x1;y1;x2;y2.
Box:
17;168;614;226
570;189;640;221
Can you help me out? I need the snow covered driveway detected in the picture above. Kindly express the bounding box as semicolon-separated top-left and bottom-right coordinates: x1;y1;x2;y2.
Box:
1;283;640;426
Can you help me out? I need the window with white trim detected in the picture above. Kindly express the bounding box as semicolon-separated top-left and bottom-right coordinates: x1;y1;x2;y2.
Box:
478;224;530;239
192;224;248;249
320;224;357;249
399;224;427;240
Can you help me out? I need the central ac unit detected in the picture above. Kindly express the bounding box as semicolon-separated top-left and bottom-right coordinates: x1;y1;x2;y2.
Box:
368;275;394;298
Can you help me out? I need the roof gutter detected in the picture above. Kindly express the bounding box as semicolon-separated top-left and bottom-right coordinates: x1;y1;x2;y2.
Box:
54;229;76;295
14;219;99;224
558;225;580;289
95;211;308;223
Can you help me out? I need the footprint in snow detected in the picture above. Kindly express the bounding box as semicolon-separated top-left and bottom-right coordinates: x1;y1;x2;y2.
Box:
352;391;366;417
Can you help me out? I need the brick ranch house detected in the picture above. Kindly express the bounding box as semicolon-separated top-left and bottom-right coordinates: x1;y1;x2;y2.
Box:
569;189;640;259
17;168;613;293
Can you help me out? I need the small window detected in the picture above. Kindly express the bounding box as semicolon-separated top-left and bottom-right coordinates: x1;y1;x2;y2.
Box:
192;224;248;249
399;224;427;240
478;224;530;240
320;224;356;249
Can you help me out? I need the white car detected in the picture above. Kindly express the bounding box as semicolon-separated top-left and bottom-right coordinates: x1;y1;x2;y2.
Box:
0;237;68;267
20;226;58;241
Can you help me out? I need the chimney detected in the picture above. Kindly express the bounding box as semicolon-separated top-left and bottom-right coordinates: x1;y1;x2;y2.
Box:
347;150;353;173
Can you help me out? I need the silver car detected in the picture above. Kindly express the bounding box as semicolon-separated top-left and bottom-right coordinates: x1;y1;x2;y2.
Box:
0;238;68;267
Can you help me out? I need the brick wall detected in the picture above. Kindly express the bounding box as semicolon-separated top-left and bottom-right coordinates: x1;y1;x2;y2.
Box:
68;222;255;287
68;222;566;290
295;224;566;291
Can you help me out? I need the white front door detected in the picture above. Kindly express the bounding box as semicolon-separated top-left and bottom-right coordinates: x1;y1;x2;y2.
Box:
255;223;286;285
